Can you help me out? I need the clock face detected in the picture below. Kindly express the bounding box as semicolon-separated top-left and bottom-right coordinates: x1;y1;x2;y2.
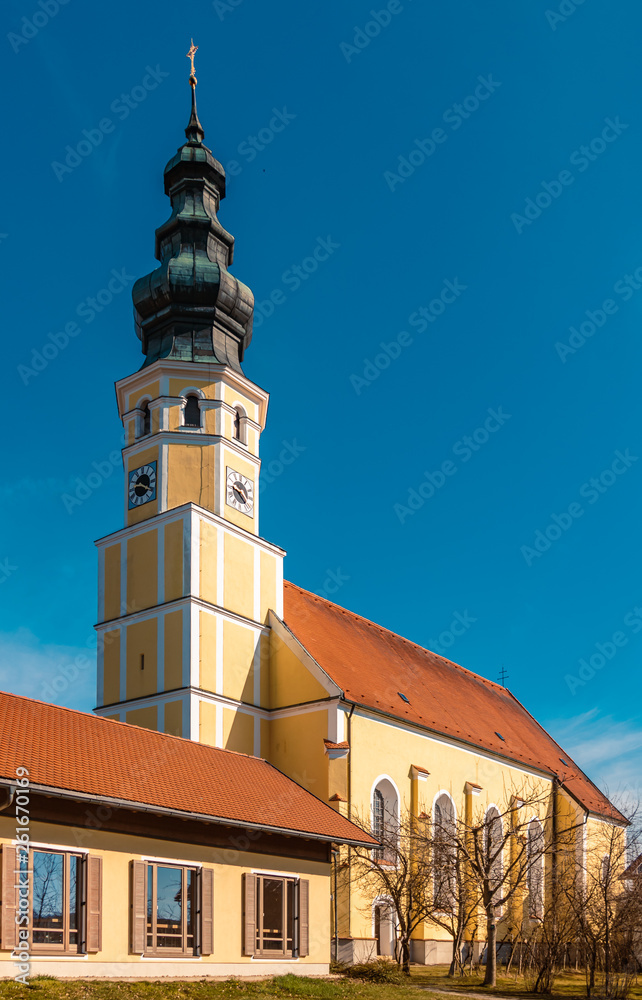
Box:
128;462;157;509
226;468;254;516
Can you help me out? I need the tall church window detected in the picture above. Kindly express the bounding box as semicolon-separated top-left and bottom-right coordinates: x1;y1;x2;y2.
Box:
527;818;544;919
433;793;456;910
184;395;201;428
371;778;398;864
234;408;242;440
485;806;503;912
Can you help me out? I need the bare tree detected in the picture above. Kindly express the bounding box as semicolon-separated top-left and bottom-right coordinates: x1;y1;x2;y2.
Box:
349;808;435;974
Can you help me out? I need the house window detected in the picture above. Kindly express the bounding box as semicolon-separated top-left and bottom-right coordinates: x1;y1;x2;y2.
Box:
31;850;81;952
184;395;201;428
3;847;103;955
146;864;195;955
373;788;385;860
243;873;309;959
130;861;213;957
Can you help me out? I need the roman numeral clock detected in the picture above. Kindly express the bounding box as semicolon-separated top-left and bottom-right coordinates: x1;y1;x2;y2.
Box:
128;462;157;508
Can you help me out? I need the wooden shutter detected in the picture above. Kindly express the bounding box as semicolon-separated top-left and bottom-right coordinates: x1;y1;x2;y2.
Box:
299;879;309;957
130;861;147;954
86;855;102;953
243;873;256;956
201;867;214;956
1;846;17;950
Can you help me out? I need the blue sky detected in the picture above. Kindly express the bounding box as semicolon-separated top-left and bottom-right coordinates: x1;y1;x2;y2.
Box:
1;0;641;805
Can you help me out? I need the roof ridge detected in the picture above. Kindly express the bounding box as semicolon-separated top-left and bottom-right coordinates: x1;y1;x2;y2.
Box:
283;580;508;694
0;689;267;764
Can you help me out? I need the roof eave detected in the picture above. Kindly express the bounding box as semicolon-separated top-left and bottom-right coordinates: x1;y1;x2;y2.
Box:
1;781;376;849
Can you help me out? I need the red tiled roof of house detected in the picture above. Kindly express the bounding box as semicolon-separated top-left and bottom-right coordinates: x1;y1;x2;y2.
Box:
283;581;625;824
0;690;375;846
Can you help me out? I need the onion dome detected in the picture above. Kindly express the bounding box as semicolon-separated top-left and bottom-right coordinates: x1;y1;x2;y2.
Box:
132;47;254;372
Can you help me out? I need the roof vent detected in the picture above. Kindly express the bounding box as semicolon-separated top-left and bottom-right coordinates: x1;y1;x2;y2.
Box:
398;692;410;704
495;731;505;741
559;757;568;766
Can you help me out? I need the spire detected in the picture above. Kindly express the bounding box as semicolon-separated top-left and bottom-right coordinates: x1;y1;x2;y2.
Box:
185;39;204;144
131;44;255;373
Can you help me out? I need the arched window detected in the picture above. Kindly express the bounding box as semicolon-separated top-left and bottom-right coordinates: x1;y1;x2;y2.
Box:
485;806;503;911
433;793;456;910
139;401;151;438
371;778;398;863
233;408;242;441
184;395;201;428
527;818;544;919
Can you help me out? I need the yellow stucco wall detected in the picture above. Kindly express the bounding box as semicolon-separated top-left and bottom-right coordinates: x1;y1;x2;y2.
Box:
269;711;329;801
164;519;184;601
223;707;254;754
125;705;157;730
165;699;183;737
125;619;157;700
223;535;254;619
126;530;158;612
164;610;183;691
199;521;218;605
268;633;329;708
103;545;121;622
167;444;215;511
102;630;120;707
200;611;217;693
223;620;256;703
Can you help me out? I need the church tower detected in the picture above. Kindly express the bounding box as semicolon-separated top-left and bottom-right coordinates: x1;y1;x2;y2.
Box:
94;52;284;753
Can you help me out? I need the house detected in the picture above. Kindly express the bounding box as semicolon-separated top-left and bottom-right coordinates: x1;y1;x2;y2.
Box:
0;691;375;978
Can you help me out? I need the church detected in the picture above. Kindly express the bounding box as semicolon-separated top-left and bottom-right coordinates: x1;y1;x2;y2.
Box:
0;54;624;978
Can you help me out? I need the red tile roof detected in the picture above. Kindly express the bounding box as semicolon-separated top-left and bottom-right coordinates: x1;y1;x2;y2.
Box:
0;690;375;846
283;581;625;824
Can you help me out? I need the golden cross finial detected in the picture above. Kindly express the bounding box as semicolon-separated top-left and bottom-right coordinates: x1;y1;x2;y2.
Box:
187;39;198;86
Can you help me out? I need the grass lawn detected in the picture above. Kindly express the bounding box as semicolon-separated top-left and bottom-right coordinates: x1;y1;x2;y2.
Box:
0;966;639;1000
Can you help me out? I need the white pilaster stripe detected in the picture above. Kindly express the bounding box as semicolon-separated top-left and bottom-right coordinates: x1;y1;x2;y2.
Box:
190;510;200;596
190;604;200;689
157;701;165;733
190;691;200;741
215;703;223;748
216;526;224;609
253;545;261;624
216;610;224;695
181;605;190;688
96;633;104;707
